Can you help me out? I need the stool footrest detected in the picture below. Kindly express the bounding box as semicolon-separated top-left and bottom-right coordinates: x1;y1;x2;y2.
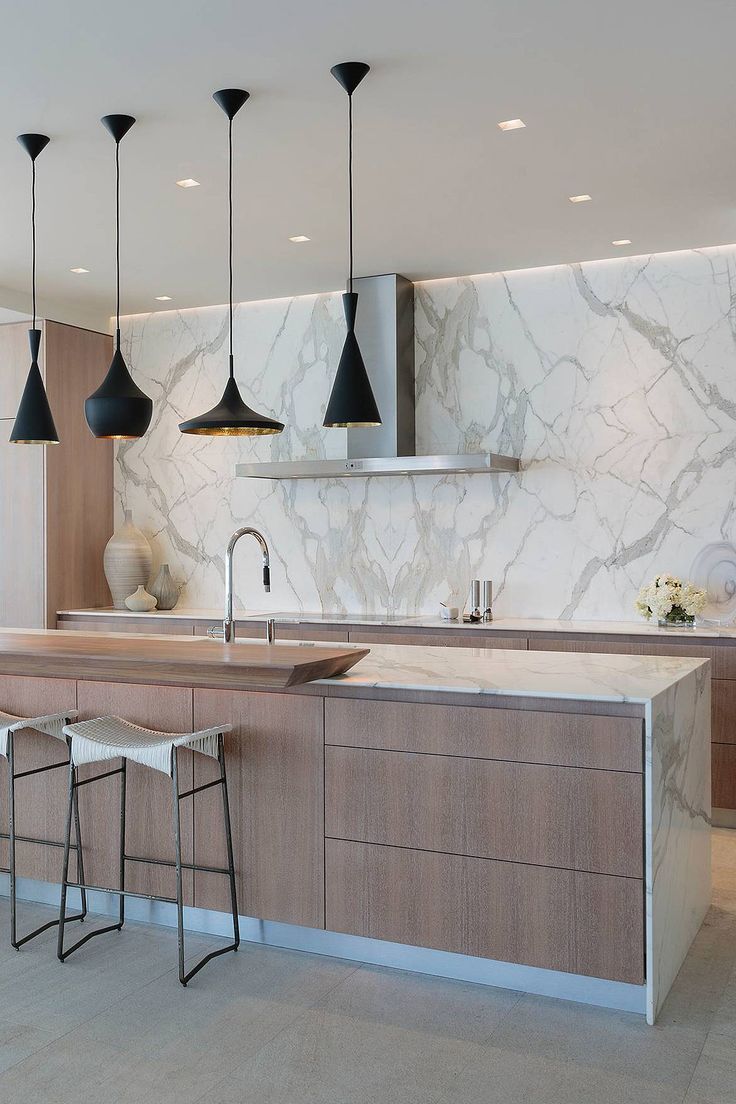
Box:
0;831;80;852
73;766;125;788
123;853;231;877
13;760;68;781
64;881;178;905
177;778;224;800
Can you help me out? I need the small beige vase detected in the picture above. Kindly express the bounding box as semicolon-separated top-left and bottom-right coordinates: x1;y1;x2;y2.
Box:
103;510;153;610
125;585;158;613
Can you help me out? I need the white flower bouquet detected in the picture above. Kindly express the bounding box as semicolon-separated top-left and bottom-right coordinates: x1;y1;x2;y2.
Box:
635;573;707;627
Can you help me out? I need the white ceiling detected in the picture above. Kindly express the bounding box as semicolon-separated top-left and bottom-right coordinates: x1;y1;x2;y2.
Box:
1;0;735;329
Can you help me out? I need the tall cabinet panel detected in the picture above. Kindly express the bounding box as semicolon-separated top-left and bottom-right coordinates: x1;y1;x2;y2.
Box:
0;320;113;628
0;424;44;627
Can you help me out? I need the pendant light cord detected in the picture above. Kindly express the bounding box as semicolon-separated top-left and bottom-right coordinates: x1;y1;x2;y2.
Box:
348;93;353;294
31;156;36;330
228;116;234;375
115;139;121;348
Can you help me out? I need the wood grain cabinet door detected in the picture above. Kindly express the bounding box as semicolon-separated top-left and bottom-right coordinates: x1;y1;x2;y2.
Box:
326;839;644;984
0;425;44;629
326;745;643;878
193;689;324;928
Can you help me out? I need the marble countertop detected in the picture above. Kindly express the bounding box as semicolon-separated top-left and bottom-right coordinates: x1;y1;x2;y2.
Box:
26;626;711;703
317;642;707;703
58;607;736;640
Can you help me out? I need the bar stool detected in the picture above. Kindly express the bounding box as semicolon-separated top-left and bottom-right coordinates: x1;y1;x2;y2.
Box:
57;716;239;985
0;710;87;948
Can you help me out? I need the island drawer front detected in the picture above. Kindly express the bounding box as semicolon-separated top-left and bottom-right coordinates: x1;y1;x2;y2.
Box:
713;680;736;743
325;839;644;984
325;698;643;772
532;637;726;677
346;630;526;649
325;746;643;878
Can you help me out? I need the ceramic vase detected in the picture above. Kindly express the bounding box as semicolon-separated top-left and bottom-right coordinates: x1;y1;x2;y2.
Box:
125;585;158;613
103;510;153;609
149;563;180;610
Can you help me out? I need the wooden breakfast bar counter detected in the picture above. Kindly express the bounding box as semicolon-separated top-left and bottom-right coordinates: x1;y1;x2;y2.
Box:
0;629;712;1023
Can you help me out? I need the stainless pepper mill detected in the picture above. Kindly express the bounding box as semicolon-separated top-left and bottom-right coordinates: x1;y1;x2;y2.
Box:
482;580;493;622
467;580;482;622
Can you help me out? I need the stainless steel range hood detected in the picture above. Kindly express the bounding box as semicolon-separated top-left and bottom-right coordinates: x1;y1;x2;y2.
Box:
236;274;520;480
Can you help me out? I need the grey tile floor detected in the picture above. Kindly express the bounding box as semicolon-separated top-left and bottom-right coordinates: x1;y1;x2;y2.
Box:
0;830;734;1103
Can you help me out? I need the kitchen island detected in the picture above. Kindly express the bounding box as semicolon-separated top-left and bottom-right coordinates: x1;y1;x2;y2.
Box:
0;629;710;1023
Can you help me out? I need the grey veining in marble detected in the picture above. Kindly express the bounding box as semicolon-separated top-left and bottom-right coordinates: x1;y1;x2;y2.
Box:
117;245;736;618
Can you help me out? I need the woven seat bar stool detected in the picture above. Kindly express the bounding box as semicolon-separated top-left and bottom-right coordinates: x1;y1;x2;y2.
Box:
57;716;239;986
0;710;87;948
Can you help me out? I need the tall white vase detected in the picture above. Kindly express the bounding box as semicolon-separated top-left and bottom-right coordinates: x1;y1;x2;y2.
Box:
103;510;152;609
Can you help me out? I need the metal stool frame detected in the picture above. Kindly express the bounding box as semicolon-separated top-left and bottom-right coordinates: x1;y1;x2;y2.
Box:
1;728;87;948
57;731;239;986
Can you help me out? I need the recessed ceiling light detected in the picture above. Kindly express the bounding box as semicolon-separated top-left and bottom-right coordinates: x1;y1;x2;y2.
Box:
155;295;173;301
70;267;89;274
289;235;311;243
612;239;632;246
176;178;200;188
569;194;592;203
497;119;526;131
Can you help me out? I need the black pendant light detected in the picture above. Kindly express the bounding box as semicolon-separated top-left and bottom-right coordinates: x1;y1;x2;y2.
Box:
323;62;381;429
85;114;153;439
179;89;284;436
10;133;59;445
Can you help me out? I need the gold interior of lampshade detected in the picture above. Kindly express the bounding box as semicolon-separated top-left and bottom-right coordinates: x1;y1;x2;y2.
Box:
325;421;382;428
182;425;283;436
9;439;60;445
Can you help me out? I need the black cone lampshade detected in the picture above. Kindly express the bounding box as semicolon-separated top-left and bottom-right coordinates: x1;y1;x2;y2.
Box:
323;62;381;428
10;133;59;445
323;292;380;426
179;89;283;436
85;114;153;439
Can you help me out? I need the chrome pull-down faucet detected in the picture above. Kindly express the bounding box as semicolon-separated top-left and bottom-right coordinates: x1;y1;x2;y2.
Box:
209;526;271;644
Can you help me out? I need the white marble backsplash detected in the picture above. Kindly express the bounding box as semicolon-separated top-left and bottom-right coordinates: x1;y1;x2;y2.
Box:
117;244;736;618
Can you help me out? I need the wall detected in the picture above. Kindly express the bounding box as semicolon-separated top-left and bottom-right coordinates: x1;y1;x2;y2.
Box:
117;244;736;619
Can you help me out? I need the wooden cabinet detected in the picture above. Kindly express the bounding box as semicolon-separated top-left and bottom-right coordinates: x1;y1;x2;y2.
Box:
193;620;265;639
348;629;526;648
275;625;350;642
0;321;113;628
63;617;195;635
0;427;44;628
192;688;324;928
530;634;731;810
531;635;736;680
326;839;644;984
713;680;736;744
325;697;643;771
325;745;643;878
324;696;645;981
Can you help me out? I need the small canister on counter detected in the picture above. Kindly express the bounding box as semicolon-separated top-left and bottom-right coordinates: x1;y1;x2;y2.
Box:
467;580;482;622
482;580;493;622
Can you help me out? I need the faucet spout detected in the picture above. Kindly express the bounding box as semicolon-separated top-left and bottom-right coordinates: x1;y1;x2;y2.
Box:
223;526;271;643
